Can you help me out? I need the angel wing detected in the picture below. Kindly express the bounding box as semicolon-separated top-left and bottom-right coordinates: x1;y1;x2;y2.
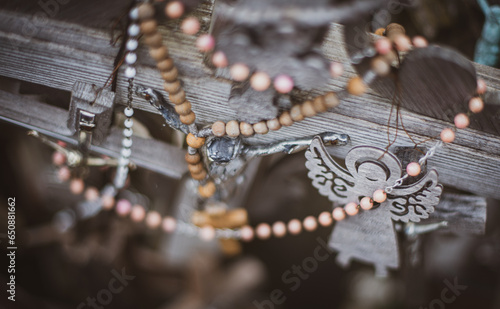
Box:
388;169;443;223
305;137;355;205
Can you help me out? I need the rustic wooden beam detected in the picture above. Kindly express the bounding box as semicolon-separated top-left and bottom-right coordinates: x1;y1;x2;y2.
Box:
0;7;499;198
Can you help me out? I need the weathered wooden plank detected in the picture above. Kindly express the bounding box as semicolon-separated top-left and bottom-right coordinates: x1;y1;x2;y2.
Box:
0;9;499;198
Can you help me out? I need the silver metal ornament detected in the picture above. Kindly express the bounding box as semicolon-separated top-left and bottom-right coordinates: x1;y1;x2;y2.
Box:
305;137;443;276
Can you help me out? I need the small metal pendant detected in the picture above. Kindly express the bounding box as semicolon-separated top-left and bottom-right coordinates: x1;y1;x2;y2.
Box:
305;137;443;276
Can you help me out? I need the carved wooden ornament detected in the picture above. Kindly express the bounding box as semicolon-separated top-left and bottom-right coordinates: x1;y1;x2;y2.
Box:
305;137;443;276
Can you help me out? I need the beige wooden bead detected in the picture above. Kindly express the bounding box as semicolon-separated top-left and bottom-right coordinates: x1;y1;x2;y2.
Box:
199;181;217;198
267;118;281;131
312;96;328;113
144;32;163;48
180;111;196;125
347;77;367;96
174;100;192;115
279;111;294;126
137;3;155;20
191;169;207;180
225;120;240;137
253;121;269;135
385;23;405;40
324;92;340;108
185;152;201;164
140;20;158;35
157;58;174;71
149;46;168;62
301;100;317;118
188;163;204;174
186;133;205;148
169;89;186;104
290;105;305;122
163;80;181;94
239;122;254;136
371;56;391;76
212;121;226;137
161;67;178;82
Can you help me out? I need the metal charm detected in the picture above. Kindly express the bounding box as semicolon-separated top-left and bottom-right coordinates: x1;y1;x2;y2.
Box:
305;137;443;276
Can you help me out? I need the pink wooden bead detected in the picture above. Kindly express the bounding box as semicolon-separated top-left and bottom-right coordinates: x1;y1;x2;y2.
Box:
181;17;200;35
196;34;215;52
240;225;254;242
287;219;302;235
256;223;271;240
57;166;71;182
359;197;374;210
199;225;215;241
373;189;387;203
230;63;250;81
454;113;470;129
440;128;455;143
130;204;146;222
332;207;345;221
115;199;132;216
84;186;99;201
303;216;318;231
272;221;287;238
469;97;484;113
70;178;84;195
406;162;421;177
102;195;115;210
212;51;228;68
52;151;66;166
375;37;392;55
477;79;487;95
318;211;333;226
394;35;411;52
162;216;177;232
412;36;428;48
165;1;184;19
329;62;344;78
274;74;294;93
146;211;162;229
344;202;359;216
250;71;271;91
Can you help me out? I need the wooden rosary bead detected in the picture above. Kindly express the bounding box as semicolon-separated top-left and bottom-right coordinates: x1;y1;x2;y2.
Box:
161;67;179;82
149;46;169;62
185;152;201;164
290;105;305;122
301;100;317;118
157;58;174;71
253;121;269;135
212;121;226;137
267;118;281;131
174;100;192;115
137;3;155;20
279;111;294;126
347;77;367;96
186;133;205;148
191;169;207;180
324;92;340;108
140;20;158;35
199;181;217;198
163;80;181;94
371;56;391;76
313;96;328;113
374;28;385;36
226;120;240;137
385;23;405;40
240;122;254;136
169;89;186;104
188;162;204;174
179;111;196;125
144;32;163;48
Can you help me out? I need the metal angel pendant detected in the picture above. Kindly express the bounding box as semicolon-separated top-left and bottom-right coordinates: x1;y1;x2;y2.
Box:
305;137;443;276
